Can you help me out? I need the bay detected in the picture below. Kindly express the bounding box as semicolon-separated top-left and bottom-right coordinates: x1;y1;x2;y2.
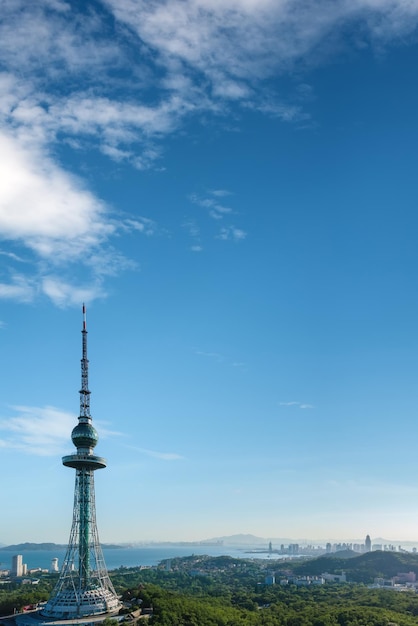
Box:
0;545;262;573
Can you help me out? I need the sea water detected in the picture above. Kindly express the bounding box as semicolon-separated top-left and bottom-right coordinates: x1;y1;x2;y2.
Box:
0;544;264;572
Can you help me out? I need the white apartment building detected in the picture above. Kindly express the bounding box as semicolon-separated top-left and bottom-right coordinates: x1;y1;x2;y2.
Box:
12;554;23;577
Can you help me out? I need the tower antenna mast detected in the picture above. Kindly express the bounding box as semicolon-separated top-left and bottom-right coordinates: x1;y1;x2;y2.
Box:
80;303;91;420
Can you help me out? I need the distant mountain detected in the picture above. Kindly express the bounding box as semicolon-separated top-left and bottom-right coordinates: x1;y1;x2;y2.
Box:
0;542;123;551
206;535;418;548
0;543;66;551
208;534;294;546
208;535;268;546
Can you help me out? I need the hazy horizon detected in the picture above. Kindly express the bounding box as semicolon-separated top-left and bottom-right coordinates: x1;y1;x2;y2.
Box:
2;533;418;549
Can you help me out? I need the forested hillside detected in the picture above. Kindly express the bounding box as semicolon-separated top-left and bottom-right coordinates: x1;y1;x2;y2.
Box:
3;554;418;625
290;550;418;583
112;555;418;625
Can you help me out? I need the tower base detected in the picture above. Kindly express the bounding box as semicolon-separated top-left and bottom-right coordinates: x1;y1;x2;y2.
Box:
15;606;121;626
42;588;120;619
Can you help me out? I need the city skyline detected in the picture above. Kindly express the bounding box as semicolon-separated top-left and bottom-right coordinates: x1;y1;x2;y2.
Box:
1;534;417;550
1;1;418;544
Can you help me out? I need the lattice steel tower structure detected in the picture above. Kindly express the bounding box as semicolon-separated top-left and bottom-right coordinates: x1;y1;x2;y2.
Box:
43;306;120;619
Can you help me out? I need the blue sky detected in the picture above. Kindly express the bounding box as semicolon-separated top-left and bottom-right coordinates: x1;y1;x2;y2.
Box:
1;0;418;546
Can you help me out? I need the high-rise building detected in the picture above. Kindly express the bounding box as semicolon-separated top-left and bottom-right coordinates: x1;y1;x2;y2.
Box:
365;534;372;552
11;555;23;577
40;306;120;620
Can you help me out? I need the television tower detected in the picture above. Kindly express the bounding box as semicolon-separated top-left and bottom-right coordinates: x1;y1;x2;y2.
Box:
42;306;120;619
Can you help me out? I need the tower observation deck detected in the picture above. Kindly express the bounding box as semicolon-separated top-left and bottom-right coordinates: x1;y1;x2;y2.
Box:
42;306;120;620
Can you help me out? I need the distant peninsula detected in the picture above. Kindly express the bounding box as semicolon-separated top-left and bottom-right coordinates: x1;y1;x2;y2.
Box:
0;542;123;551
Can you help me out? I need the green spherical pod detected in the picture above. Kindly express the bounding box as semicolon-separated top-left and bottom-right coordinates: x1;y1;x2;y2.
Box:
71;422;99;449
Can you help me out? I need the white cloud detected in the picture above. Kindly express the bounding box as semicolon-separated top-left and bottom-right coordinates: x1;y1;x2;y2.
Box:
280;401;314;409
188;192;246;243
195;350;246;368
2;2;415;168
124;217;157;236
0;250;26;262
103;0;418;116
210;189;233;197
127;445;184;461
0;404;121;455
0;1;122;80
1;0;417;306
0;125;151;306
0;405;76;456
142;448;184;461
217;226;247;241
183;220;200;238
0;132;112;260
196;350;224;361
92;422;125;440
0;274;36;302
0;129;130;306
182;218;203;251
2;1;418;167
54;96;181;137
41;277;107;308
190;192;233;220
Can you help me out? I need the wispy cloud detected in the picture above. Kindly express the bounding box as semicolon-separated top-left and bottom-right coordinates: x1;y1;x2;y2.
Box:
0;405;121;455
3;1;418;167
1;0;417;305
0;250;26;262
188;191;247;244
103;0;418;119
0;128;151;306
210;189;233;198
0;273;36;303
124;218;157;237
127;445;184;461
195;350;224;362
41;277;107;308
195;349;246;369
217;226;247;242
0;405;75;456
92;422;124;440
280;401;314;409
0;131;112;260
182;219;203;252
189;193;233;221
